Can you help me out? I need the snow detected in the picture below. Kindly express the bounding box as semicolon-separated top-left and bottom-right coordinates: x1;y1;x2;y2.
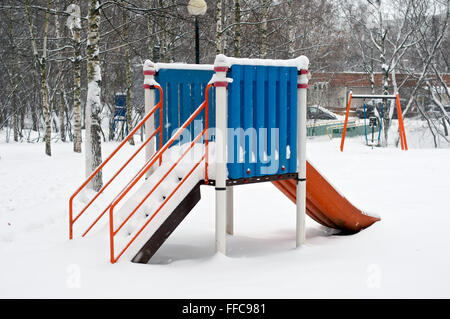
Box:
65;4;81;31
214;54;310;70
1;126;450;298
309;104;345;120
143;55;310;73
143;58;215;72
85;79;100;179
108;143;210;261
156;63;214;71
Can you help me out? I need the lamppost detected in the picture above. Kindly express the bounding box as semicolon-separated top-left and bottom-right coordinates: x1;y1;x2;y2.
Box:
187;0;207;64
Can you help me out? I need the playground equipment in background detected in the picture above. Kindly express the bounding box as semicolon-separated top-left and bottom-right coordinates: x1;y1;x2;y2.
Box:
362;100;383;147
367;115;380;147
340;92;408;151
325;121;368;139
112;93;129;140
69;56;380;264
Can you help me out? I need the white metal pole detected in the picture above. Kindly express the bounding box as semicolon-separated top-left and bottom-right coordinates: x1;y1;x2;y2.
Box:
226;186;234;235
296;68;309;247
214;55;229;254
143;60;156;176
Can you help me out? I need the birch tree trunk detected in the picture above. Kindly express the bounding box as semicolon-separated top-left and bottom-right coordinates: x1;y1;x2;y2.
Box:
216;0;223;55
287;0;295;58
148;0;153;59
158;0;166;62
55;7;66;142
234;0;241;58
370;48;375;94
123;2;134;145
25;0;52;156
261;0;270;59
86;0;103;191
66;2;82;152
11;62;18;142
371;0;390;146
8;8;18;142
73;12;82;152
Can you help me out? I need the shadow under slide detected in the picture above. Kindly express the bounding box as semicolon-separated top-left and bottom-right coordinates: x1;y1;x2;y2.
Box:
272;160;380;233
131;159;379;264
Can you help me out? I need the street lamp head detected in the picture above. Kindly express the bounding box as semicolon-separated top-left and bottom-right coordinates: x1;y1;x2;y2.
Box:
187;0;207;16
65;4;81;30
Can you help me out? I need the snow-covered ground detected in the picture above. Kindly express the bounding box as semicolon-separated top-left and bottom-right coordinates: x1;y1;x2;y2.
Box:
1;123;450;298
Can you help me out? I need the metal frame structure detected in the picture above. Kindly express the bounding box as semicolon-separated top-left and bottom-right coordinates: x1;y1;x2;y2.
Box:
340;91;408;151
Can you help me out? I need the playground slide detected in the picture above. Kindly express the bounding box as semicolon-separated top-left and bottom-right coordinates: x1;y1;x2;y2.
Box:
272;160;380;233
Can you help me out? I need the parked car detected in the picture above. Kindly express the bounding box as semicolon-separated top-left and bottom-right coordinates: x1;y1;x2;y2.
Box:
307;105;338;120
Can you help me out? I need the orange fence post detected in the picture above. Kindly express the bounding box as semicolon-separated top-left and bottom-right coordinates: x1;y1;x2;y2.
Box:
396;93;408;151
394;94;405;150
340;91;353;152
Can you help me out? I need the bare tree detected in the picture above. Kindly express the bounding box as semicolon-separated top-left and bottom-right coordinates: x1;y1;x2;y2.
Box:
7;6;19;142
66;2;83;153
55;2;66;143
85;0;103;191
403;0;449;110
122;1;135;145
286;0;295;58
216;0;224;54
348;0;419;146
260;0;270;58
233;0;241;57
25;0;52;155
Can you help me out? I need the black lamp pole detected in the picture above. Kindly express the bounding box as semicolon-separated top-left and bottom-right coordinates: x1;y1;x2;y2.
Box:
195;16;200;64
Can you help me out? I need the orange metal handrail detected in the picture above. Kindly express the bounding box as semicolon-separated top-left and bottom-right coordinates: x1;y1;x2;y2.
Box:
69;85;164;239
108;83;213;263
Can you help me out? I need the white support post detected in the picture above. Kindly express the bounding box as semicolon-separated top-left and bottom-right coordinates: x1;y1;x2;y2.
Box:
143;60;157;177
226;186;234;235
214;55;229;254
296;67;309;247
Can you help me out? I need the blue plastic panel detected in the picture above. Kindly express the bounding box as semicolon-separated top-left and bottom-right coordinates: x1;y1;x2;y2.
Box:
153;65;298;180
227;65;298;179
155;69;215;146
115;94;126;107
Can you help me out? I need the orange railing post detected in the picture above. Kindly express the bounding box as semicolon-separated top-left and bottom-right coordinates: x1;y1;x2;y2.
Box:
340;91;353;152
